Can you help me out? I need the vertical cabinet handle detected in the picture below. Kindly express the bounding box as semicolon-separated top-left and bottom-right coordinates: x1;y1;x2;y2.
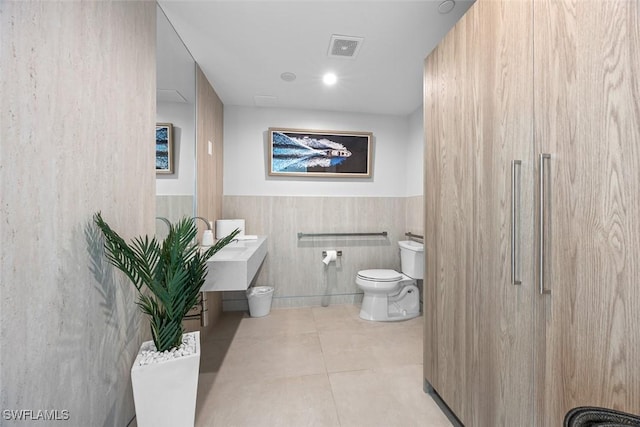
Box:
539;153;551;295
511;160;522;285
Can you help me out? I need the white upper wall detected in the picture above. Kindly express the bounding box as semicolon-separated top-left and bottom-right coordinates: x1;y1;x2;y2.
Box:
156;101;196;195
224;106;414;197
406;105;424;197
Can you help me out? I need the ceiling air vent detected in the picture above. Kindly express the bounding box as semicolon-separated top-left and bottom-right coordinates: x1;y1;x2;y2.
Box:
328;35;364;59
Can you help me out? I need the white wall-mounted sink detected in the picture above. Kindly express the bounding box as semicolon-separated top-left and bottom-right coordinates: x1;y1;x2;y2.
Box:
201;236;268;292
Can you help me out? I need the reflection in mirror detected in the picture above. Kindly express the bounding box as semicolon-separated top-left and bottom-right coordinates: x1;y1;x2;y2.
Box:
155;4;196;238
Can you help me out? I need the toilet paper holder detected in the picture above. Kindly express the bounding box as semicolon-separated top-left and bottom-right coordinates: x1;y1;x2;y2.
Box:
322;250;341;266
322;250;342;257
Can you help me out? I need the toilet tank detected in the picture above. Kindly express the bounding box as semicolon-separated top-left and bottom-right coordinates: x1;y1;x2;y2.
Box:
398;240;424;279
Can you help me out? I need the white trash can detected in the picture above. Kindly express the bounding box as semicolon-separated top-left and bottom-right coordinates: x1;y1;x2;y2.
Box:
247;286;274;318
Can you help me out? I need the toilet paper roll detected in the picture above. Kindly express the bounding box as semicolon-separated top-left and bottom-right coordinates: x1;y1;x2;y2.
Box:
322;250;337;265
216;219;245;239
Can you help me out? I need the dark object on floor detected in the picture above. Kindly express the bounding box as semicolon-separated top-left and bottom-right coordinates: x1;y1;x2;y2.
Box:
564;406;640;427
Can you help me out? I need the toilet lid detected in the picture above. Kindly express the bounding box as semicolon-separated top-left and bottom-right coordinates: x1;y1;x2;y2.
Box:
357;269;402;282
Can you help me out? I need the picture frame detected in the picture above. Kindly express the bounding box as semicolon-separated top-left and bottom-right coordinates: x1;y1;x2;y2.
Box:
156;123;173;174
268;128;373;177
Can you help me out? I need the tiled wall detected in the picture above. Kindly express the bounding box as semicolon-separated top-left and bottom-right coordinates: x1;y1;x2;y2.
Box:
1;2;155;426
156;195;194;237
223;195;423;309
406;195;425;238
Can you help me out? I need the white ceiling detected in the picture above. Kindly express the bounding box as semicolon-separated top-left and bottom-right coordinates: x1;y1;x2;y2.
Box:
158;0;474;116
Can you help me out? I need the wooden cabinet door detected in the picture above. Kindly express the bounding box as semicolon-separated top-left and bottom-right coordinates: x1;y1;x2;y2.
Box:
470;0;536;425
424;14;476;422
534;0;640;424
425;1;536;425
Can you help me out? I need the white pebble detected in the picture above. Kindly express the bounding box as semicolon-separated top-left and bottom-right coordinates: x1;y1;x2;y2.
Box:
133;332;198;367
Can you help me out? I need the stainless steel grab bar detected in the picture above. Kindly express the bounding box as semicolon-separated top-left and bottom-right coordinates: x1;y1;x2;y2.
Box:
405;232;424;240
297;231;388;239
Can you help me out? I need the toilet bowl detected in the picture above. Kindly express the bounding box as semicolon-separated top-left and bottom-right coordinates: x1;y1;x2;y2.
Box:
356;269;420;321
355;240;424;322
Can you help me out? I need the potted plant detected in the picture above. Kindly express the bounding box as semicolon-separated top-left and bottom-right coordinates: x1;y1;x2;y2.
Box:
93;213;239;427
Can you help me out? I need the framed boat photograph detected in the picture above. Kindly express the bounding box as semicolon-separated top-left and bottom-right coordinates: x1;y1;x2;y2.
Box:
156;123;173;174
268;128;373;177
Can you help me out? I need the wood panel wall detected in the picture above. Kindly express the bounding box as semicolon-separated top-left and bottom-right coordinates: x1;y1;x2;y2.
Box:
425;1;537;422
425;0;640;425
424;11;476;420
188;65;225;332
534;0;640;423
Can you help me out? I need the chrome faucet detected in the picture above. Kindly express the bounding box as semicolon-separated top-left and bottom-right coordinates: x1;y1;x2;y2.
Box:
192;216;211;230
155;216;171;230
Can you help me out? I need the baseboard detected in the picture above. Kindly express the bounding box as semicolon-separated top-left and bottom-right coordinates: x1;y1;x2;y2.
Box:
424;378;464;427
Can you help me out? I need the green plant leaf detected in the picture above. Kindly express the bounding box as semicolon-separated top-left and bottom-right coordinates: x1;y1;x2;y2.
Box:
93;212;240;352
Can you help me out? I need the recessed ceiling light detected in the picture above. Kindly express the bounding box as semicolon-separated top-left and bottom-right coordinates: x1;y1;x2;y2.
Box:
323;73;337;86
280;72;296;82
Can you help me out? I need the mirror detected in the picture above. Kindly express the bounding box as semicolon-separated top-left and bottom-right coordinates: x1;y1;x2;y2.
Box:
155;4;197;237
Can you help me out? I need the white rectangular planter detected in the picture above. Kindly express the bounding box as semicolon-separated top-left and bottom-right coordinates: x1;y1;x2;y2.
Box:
131;331;200;427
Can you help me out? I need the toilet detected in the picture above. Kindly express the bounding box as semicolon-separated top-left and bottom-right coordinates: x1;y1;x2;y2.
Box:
356;240;423;321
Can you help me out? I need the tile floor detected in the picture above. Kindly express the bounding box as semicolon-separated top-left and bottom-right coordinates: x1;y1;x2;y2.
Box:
193;304;452;427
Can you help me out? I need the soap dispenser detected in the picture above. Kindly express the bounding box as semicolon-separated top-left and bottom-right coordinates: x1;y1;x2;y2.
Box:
202;229;214;247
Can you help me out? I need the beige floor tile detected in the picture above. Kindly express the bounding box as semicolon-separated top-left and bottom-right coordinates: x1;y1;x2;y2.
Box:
195;372;218;417
233;307;318;339
196;374;340;427
166;305;451;427
329;364;453;427
311;304;364;332
319;325;423;373
199;338;233;374
206;312;245;340
313;304;425;333
214;332;326;384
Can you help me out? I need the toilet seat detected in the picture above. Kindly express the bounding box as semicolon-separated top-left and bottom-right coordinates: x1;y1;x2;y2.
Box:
357;269;402;282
